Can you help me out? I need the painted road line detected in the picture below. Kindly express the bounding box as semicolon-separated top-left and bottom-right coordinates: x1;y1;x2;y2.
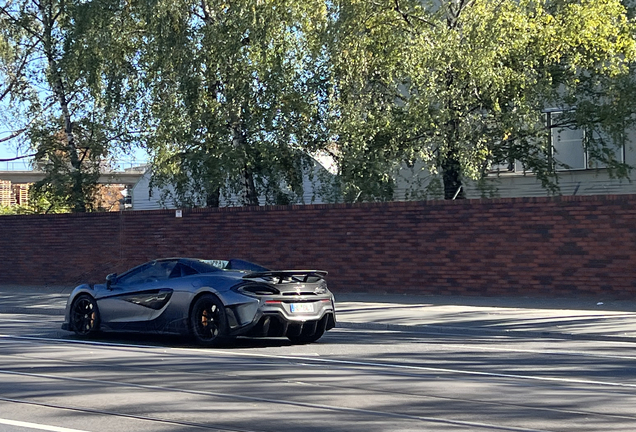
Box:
0;418;90;432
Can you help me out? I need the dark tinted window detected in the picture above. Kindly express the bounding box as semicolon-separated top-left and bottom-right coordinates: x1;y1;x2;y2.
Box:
118;260;177;285
169;262;199;278
181;259;223;274
182;264;198;276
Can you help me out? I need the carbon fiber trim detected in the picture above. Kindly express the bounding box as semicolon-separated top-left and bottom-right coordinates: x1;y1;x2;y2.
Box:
114;289;174;310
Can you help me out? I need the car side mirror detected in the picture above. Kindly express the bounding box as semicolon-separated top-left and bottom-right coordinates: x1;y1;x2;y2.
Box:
106;273;118;289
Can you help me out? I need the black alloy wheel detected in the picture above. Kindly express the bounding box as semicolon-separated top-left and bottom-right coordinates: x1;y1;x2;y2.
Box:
190;294;228;347
70;295;100;336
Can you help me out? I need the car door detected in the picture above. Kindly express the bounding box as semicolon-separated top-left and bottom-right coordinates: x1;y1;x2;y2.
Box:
98;260;178;325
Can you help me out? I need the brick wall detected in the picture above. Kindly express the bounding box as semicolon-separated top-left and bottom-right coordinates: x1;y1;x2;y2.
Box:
1;195;635;298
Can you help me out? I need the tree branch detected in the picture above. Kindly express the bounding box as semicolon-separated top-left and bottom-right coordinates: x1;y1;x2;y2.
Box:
0;128;27;144
0;153;36;162
390;0;436;28
0;4;45;45
0;40;40;102
394;0;412;26
199;0;214;24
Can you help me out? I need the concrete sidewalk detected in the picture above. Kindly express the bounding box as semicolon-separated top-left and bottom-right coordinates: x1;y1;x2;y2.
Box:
1;285;636;342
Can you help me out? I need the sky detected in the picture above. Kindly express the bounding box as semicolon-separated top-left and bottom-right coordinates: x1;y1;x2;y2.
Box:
0;143;148;171
0;102;148;171
0;144;32;170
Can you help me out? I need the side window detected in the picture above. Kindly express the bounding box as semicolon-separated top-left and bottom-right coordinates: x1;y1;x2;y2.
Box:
169;263;199;278
117;263;152;285
182;264;198;276
118;261;177;285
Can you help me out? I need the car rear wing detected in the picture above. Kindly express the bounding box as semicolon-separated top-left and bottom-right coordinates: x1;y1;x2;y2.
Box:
243;270;328;284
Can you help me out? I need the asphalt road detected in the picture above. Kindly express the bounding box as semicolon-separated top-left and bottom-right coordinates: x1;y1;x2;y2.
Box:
1;311;636;432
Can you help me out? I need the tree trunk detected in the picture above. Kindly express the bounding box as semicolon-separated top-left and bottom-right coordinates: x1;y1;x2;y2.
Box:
205;187;221;207
441;115;464;200
230;109;259;206
39;0;86;212
55;77;86;212
242;163;259;205
442;62;465;200
231;131;259;206
442;151;465;199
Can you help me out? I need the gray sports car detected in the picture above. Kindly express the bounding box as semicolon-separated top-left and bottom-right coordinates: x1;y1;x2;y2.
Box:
61;258;336;345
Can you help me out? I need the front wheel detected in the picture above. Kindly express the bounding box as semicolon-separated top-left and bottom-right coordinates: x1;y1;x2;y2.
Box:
189;294;229;347
70;294;100;336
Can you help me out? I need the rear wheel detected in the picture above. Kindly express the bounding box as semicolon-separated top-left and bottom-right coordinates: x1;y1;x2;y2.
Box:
189;294;229;347
70;295;100;336
287;327;325;344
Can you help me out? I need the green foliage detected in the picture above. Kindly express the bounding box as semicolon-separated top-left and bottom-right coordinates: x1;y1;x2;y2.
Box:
26;186;73;214
2;0;636;208
327;0;636;199
0;0;138;212
0;204;15;215
119;0;332;206
0;192;70;214
28;117;106;211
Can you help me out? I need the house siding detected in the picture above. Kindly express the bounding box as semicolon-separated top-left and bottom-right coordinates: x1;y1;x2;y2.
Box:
131;162;332;210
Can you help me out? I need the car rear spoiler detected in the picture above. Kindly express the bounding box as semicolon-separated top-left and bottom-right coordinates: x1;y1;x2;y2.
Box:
243;270;328;283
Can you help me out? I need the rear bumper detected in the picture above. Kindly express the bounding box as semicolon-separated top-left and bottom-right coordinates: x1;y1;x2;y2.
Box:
244;312;336;338
226;295;336;338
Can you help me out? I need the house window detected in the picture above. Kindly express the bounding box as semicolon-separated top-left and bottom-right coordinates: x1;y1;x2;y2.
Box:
549;110;624;171
489;160;516;173
488;110;624;175
585;129;625;169
552;123;586;170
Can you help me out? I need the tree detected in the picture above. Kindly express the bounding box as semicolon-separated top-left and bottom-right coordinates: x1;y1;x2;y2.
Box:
0;3;35;148
126;0;330;207
327;0;636;200
3;0;634;208
0;0;137;212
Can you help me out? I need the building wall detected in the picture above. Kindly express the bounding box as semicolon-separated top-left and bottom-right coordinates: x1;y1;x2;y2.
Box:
0;181;14;206
132;160;333;210
467;170;636;199
395;159;636;201
1;195;635;299
466;127;636;198
12;184;29;206
130;171;176;210
395;126;636;200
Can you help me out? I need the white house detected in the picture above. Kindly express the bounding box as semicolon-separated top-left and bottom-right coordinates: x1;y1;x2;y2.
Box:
130;120;636;209
394;118;636;200
131;157;335;210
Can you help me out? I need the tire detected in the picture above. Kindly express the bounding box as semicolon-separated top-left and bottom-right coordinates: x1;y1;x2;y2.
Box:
70;294;100;336
189;294;229;347
287;327;325;344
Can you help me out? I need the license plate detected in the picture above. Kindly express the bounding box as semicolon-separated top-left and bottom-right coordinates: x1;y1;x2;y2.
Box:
290;303;314;313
